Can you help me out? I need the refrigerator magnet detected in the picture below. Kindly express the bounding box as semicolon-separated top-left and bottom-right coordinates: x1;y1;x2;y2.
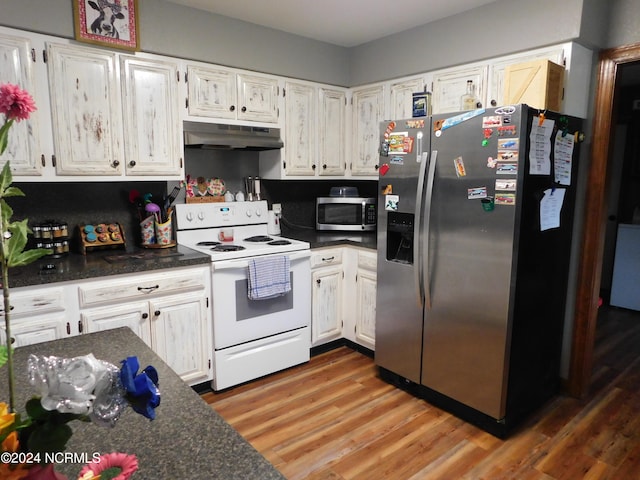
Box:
495;193;516;205
468;186;487;200
498;150;519;162
498;138;519;150
454;156;467;177
496;163;518;175
482;116;502;128
385;195;399;211
495;178;517;191
487;156;498;168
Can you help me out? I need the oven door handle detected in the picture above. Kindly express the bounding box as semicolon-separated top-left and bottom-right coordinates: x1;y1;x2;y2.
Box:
212;250;311;271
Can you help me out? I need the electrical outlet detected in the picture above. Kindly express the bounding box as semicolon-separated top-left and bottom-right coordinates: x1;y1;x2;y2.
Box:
272;203;282;215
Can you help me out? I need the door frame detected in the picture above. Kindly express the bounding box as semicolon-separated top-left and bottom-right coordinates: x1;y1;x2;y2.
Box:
568;42;640;397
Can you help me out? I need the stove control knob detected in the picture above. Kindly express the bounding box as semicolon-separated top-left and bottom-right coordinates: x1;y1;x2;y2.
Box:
186;212;193;221
198;212;205;220
246;210;252;217
255;209;262;217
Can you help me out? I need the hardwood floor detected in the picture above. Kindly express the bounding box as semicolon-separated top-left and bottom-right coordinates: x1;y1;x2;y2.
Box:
203;306;640;479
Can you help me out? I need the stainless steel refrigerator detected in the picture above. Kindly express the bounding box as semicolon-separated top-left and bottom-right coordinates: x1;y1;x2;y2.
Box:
375;105;583;437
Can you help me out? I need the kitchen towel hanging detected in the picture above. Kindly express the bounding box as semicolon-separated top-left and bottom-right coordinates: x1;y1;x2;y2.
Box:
247;255;291;300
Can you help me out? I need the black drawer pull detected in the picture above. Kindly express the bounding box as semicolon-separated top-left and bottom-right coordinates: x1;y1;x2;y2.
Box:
138;285;160;293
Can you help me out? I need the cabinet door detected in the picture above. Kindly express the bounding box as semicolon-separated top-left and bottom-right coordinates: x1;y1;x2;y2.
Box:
432;65;486;114
351;85;385;176
237;73;279;123
150;292;211;385
1;313;68;347
0;31;43;176
487;47;565;109
47;42;124;175
318;87;346;176
390;77;425;120
120;55;182;175
355;268;376;349
186;64;237;119
311;266;343;346
81;302;152;347
284;81;316;176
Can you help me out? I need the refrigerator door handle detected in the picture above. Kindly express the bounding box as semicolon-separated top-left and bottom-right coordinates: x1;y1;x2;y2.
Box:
414;137;429;308
423;149;438;309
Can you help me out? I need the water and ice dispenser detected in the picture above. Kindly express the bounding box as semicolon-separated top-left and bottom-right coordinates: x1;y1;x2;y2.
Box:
386;212;414;264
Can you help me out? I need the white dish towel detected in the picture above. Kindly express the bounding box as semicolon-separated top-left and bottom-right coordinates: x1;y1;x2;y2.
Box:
247;255;291;300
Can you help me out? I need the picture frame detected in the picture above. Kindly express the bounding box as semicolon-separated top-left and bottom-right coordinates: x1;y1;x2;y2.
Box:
73;0;140;51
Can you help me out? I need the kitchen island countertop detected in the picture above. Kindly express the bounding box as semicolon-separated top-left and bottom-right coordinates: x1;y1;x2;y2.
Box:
0;327;285;480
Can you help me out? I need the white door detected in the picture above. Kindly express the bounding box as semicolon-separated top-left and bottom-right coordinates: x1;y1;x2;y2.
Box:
318;88;346;176
284;81;316;176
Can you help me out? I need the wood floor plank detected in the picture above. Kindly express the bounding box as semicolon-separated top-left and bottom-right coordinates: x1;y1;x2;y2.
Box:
204;307;640;479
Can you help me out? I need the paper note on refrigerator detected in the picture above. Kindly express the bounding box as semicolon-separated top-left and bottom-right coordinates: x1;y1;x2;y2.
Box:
540;188;566;231
553;131;575;185
529;117;555;175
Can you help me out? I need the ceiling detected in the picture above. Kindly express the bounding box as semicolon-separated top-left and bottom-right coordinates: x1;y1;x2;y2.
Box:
164;0;501;47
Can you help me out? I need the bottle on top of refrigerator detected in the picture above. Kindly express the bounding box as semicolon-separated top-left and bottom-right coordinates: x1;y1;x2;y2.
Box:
460;80;479;111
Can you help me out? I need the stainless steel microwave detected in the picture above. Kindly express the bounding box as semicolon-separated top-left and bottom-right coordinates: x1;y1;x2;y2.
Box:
316;197;376;231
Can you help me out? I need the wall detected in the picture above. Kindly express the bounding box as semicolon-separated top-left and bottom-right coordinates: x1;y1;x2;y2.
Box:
606;0;640;48
0;0;351;86
348;0;585;86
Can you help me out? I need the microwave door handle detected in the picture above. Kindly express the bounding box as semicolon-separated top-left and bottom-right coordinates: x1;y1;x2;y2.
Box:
414;135;429;309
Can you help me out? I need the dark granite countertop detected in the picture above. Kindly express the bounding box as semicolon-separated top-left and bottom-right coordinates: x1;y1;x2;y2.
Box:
6;245;211;289
0;327;285;480
280;226;377;250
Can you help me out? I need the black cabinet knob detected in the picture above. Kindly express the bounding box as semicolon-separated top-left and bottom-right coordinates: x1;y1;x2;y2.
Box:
129;160;136;167
229;105;235;112
241;106;247;113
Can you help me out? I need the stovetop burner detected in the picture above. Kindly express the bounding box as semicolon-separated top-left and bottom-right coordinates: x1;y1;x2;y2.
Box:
211;244;246;252
244;235;273;242
268;240;292;246
197;241;222;246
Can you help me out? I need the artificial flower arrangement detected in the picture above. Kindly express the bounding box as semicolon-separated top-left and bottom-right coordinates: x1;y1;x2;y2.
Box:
0;84;161;480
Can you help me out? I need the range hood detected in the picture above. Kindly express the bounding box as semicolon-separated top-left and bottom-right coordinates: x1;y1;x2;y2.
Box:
183;121;284;150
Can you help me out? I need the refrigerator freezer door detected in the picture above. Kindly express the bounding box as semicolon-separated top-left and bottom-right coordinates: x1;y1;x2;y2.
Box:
421;107;524;419
376;119;430;383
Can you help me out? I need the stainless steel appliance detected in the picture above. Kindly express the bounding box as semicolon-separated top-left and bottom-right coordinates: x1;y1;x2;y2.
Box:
316;196;377;231
175;200;311;390
376;105;583;437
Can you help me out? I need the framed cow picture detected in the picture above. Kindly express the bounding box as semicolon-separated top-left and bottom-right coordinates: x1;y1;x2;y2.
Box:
73;0;140;51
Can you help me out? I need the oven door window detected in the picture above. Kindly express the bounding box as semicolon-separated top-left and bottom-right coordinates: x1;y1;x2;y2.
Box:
235;273;294;320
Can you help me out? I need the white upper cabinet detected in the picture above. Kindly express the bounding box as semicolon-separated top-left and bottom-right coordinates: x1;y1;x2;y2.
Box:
351;84;385;176
47;41;183;180
389;76;426;120
283;81;316;176
486;45;565;110
318;87;346;176
185;63;280;124
120;54;182;176
431;64;487;114
47;41;124;176
0;28;50;177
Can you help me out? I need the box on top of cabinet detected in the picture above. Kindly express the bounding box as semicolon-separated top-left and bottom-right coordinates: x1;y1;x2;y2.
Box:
504;59;565;112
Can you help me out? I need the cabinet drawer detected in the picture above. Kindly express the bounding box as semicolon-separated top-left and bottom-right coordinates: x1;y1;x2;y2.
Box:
2;286;66;317
78;267;210;307
311;249;342;268
358;251;377;272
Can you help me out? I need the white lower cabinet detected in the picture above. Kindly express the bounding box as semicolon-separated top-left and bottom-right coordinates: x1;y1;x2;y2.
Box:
354;250;377;350
310;247;377;350
310;248;343;346
1;265;214;386
77;266;213;385
0;285;71;347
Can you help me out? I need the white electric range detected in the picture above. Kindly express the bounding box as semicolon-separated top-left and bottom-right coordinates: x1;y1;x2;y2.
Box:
175;200;311;390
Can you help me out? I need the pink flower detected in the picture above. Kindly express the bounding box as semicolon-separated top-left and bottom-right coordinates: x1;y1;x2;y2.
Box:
77;453;138;480
0;83;36;122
